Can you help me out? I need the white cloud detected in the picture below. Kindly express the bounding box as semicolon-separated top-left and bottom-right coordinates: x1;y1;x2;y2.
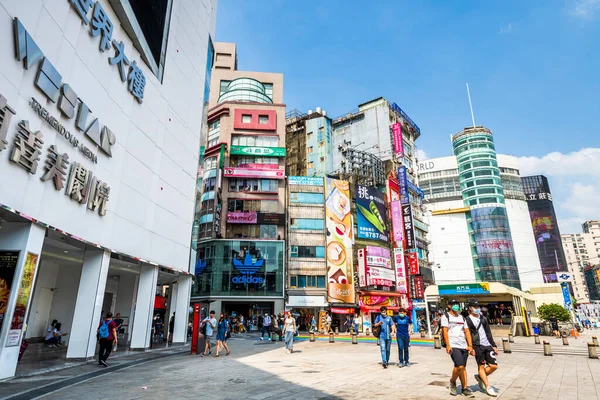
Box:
518;148;600;234
569;0;600;18
416;149;429;161
499;23;513;34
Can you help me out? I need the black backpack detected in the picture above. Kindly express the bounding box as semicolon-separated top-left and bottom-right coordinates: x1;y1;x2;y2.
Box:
372;325;381;338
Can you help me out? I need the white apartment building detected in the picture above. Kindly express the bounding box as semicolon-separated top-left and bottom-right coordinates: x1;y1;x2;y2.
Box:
561;221;600;304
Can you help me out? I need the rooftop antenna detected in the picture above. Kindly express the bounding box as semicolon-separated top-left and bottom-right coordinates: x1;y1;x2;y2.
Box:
466;83;476;127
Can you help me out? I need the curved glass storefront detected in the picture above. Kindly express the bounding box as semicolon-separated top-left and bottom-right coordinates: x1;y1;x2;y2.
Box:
453;127;521;289
192;240;284;297
217;78;273;104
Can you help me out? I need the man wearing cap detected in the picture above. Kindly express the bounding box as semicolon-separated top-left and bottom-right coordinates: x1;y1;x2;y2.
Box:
441;300;474;397
466;300;499;397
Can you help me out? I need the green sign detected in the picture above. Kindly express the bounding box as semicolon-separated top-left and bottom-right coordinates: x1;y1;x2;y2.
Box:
230;146;286;157
438;282;490;295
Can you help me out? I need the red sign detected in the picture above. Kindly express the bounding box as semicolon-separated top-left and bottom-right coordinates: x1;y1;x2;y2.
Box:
413;275;425;299
330;307;354;314
407;250;419;275
224;167;285;179
227;212;257;224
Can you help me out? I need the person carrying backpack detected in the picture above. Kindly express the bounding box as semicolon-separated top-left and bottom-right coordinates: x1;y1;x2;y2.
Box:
97;312;118;367
441;300;474;397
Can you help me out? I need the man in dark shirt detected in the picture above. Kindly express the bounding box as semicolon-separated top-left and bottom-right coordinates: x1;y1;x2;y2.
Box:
168;312;176;343
549;316;560;338
97;312;117;367
113;313;124;334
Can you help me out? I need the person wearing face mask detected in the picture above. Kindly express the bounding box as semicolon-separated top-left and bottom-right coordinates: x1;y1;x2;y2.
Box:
374;306;396;369
441;299;474;398
393;308;413;367
466;301;499;397
260;312;272;340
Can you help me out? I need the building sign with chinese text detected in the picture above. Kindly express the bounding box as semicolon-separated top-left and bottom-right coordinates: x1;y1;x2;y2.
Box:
224;167;285;179
438;282;491;296
230;146;286;157
402;204;415;249
289;176;323;186
355;185;389;242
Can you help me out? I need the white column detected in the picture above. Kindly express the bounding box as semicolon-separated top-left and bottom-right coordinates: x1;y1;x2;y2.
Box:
173;275;192;344
0;222;46;380
114;273;137;342
166;282;177;342
130;265;158;349
66;249;110;359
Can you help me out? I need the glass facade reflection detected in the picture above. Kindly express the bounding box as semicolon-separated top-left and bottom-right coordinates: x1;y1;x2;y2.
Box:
217;78;273;104
453;127;521;289
192;240;284;297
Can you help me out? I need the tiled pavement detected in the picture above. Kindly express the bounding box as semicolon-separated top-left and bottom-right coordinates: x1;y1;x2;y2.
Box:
1;331;599;399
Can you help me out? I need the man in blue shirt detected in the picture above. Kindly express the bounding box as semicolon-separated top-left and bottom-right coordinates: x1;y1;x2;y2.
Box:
374;306;395;368
393;308;413;367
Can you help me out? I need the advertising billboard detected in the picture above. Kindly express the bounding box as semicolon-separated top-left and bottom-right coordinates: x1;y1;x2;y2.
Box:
398;167;409;205
224;167;285;179
392;122;404;159
394;248;408;294
413;275;425;299
402;204;415;249
391;200;404;243
289;176;323;186
529;208;567;282
407;250;419;275
356;185;389;242
325;178;355;303
358;247;394;287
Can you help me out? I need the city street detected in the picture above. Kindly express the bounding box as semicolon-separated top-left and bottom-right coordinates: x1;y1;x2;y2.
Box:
2;332;600;400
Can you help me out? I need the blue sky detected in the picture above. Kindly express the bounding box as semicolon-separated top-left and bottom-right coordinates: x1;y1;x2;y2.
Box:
215;0;600;233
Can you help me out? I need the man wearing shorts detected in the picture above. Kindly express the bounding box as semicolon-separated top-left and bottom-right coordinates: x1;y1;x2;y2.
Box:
201;310;217;357
441;300;474;397
466;301;499;397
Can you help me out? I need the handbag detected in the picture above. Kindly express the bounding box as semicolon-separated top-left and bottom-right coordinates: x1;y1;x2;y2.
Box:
372;325;381;338
226;330;231;339
293;330;299;337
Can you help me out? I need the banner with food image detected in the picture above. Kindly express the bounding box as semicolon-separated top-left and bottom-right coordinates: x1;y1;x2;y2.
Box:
355;184;389;242
325;178;355;304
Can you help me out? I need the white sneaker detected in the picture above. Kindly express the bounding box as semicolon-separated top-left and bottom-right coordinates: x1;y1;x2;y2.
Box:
486;387;498;397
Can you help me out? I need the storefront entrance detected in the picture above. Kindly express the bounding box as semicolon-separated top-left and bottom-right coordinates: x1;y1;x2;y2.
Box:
221;301;274;332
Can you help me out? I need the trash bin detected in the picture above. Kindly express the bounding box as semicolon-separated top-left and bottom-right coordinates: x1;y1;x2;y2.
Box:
533;327;540;335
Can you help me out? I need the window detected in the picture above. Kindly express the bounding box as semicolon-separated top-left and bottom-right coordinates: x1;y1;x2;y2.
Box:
289;275;326;288
228;178;279;193
263;83;273;100
290;246;325;258
228;199;278;213
242;114;252;123
231;135;279;147
219;80;231;96
308;161;314;169
290;218;324;230
231;156;278;167
258;115;269;124
290;192;324;204
204;156;217;170
208;120;220;147
308;146;313;154
227;224;277;239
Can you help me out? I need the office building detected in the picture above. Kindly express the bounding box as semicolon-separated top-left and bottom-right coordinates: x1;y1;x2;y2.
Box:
285;109;333;177
192;42;286;323
561;221;600;304
521;175;568;283
0;0;217;379
420;127;543;290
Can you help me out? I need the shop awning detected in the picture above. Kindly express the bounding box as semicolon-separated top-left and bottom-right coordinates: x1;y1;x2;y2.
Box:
359;291;405;297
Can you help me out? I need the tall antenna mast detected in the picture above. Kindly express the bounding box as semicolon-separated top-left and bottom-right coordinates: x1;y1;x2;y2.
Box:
466;83;476;127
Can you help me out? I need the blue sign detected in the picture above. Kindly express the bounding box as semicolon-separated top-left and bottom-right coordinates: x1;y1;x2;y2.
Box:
288;176;323;186
233;254;264;275
195;258;207;275
438;283;491;295
407;180;424;199
398;167;409;205
390;103;421;135
561;282;571;306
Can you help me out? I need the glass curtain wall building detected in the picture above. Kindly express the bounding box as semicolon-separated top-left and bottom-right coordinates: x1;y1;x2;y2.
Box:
452;127;521;289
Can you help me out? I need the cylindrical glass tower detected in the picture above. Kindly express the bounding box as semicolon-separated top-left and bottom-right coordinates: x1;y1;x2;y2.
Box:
452;127;521;289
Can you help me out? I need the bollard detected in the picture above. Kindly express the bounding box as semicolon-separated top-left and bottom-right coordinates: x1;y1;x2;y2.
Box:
335;327;339;334
309;332;315;342
588;343;598;359
366;328;371;336
543;341;553;356
508;333;514;343
329;332;335;343
593;336;599;347
534;334;540;344
271;332;277;342
352;333;358;344
502;338;512;354
562;334;569;346
434;335;441;349
377;337;380;346
420;331;426;338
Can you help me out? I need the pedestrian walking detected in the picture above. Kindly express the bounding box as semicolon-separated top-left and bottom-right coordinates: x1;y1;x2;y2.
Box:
466;301;499;397
393;308;412;367
260;312;272;340
441;300;474;397
168;312;175;344
214;313;230;357
282;311;297;354
201;310;217;357
97;312;117;367
353;313;361;335
374;306;395;369
326;313;333;334
310;315;317;333
549;315;561;338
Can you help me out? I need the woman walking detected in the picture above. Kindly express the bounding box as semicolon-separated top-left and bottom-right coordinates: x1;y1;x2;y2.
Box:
215;313;230;357
283;311;297;354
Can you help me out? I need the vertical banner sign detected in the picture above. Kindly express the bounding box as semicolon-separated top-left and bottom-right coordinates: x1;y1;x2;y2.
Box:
357;248;367;287
0;251;20;336
413;275;425;299
394;248;407;294
7;252;39;346
325;178;355;303
355;185;389;242
392;122;404;159
402;204;415;249
560;282;571;307
391;200;404;243
398;167;409;205
407;250;419;275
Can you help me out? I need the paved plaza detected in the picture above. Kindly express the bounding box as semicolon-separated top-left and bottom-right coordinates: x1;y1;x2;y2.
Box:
1;331;599;400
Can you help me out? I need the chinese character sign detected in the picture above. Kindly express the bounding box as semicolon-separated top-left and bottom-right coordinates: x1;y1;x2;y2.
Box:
392;122;404;159
391;200;404;243
413;275;425;299
402;204;415;249
407;250;419;275
325;178;354;304
398;166;409;205
394;248;408;294
355;184;389;242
